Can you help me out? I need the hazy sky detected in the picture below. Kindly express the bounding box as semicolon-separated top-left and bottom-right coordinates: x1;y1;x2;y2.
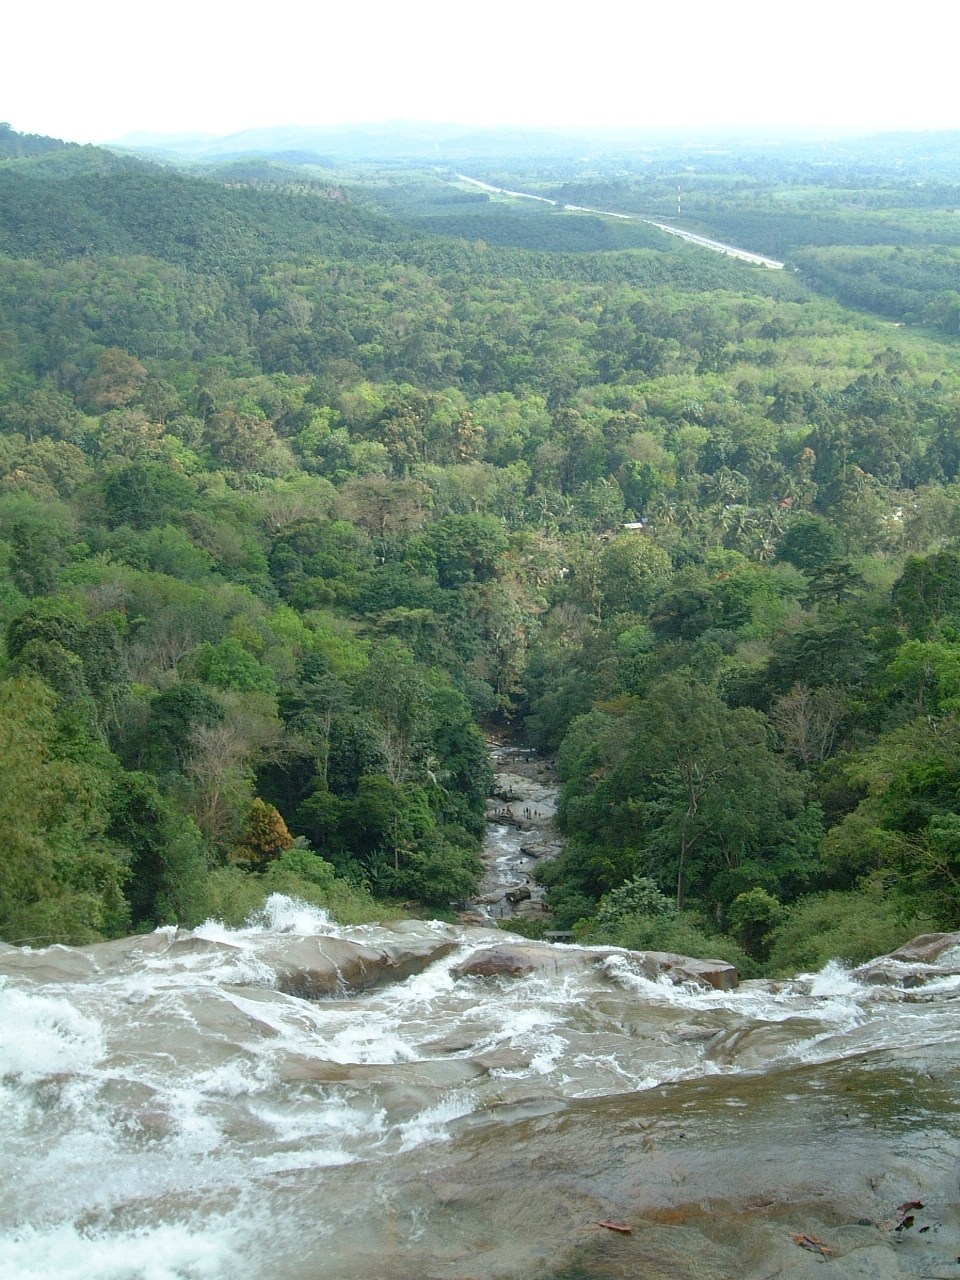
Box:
4;0;960;143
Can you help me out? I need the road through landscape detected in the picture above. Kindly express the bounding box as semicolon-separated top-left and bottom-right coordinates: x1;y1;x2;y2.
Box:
455;173;785;268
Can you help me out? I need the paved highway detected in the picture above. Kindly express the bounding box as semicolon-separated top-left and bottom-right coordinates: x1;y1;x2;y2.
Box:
455;174;784;269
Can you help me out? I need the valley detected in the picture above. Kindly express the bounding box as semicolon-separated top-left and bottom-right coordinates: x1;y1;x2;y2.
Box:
4;115;960;1276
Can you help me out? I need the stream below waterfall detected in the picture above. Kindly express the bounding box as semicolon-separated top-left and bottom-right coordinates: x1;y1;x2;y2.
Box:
4;746;960;1278
468;742;561;925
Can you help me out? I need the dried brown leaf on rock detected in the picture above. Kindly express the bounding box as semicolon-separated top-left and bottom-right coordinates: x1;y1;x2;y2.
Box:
792;1232;832;1256
895;1198;923;1223
880;1198;924;1232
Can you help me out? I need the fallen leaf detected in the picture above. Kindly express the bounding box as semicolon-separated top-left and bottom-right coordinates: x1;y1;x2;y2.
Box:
792;1232;832;1256
597;1219;632;1234
895;1199;923;1220
894;1198;923;1231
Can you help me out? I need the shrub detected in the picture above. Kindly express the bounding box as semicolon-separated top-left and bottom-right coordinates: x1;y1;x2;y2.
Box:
499;916;548;940
607;911;755;976
376;830;483;906
230;798;293;868
727;887;785;960
203;849;388;928
595;874;675;930
766;890;935;975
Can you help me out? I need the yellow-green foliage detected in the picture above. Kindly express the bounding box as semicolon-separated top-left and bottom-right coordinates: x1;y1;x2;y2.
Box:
204;848;393;928
766;890;936;975
0;676;127;943
229;798;293;868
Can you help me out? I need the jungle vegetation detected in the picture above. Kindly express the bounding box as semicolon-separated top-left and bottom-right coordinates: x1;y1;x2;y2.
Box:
4;123;960;972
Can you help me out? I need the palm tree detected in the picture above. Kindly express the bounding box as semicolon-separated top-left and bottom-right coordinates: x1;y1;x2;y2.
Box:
648;493;678;527
750;529;778;562
706;467;750;506
705;503;734;547
678;503;700;535
729;504;758;549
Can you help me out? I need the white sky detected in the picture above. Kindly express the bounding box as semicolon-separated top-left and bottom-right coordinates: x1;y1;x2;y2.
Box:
4;0;960;144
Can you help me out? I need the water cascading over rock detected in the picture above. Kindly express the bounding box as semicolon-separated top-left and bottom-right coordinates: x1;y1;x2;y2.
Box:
4;896;960;1279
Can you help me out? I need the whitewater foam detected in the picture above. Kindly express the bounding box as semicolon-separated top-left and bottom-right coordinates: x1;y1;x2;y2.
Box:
194;893;339;942
0;1221;238;1280
6;898;960;1278
0;982;104;1081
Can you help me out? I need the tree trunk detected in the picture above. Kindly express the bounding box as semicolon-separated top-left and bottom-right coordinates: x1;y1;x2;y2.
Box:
677;816;692;912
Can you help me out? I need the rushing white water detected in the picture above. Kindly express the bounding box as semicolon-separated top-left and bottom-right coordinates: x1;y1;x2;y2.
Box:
4;902;960;1279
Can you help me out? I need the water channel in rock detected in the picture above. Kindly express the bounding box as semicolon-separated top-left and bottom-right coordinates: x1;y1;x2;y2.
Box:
467;740;562;926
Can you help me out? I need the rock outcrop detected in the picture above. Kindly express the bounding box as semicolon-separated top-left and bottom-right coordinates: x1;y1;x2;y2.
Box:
453;942;738;990
623;948;739;991
853;929;960;986
256;934;458;998
453;943;564;978
888;930;960;964
0;926;459;998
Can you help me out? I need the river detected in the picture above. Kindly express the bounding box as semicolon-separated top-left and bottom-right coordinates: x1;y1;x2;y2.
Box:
455;174;786;269
4;763;960;1276
468;742;561;925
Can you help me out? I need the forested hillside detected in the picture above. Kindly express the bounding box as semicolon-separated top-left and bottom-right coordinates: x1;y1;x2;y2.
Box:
469;138;960;330
4;127;960;973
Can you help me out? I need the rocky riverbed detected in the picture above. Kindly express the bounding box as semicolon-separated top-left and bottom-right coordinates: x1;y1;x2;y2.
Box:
465;741;564;925
6;906;960;1278
8;743;960;1280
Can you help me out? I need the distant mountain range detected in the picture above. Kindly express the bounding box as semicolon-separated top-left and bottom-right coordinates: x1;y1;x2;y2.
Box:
114;121;603;163
109;121;960;173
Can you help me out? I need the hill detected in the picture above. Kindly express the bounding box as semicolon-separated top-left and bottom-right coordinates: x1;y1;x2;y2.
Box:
0;124;960;975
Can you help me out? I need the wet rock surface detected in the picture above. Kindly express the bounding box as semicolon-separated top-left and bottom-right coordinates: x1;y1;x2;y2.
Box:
258;934;459;998
469;740;563;923
5;907;960;1278
0;918;462;998
453;942;572;978
395;1051;960;1280
853;930;960;986
889;929;960;963
624;948;740;991
453;942;739;990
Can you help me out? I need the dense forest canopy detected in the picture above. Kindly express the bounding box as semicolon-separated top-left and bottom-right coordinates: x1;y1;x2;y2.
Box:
5;123;960;972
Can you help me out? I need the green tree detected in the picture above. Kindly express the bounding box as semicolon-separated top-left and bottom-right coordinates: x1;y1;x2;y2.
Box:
82;347;147;411
195;637;278;694
892;551;960;638
107;772;208;926
422;513;508;588
727;887;784;960
803;559;867;608
354;640;430;787
0;676;126;943
103;462;196;531
145;681;226;773
9;519;64;596
887;638;960;713
598;532;672;614
776;512;842;573
559;677;818;912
